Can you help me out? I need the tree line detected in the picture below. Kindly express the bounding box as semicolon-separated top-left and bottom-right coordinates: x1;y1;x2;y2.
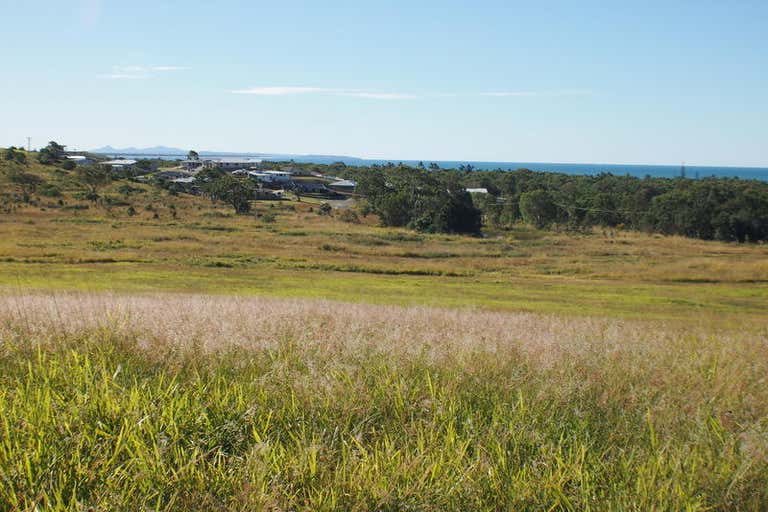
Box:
343;164;768;241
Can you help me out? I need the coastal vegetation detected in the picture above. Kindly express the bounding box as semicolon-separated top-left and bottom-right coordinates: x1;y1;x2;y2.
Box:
340;164;768;242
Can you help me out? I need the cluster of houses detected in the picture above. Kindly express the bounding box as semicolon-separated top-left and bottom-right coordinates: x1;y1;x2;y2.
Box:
63;154;484;199
66;155;139;172
163;157;357;199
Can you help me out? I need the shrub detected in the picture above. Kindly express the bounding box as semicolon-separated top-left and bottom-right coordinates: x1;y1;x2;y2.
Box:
338;209;360;223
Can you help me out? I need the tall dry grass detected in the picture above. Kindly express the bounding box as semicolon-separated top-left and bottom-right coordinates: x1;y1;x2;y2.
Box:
1;292;767;510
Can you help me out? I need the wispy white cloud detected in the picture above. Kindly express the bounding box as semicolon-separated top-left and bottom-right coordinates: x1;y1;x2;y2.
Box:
231;86;591;100
480;91;539;97
231;86;330;96
99;65;188;79
231;87;415;100
231;86;417;100
338;92;417;100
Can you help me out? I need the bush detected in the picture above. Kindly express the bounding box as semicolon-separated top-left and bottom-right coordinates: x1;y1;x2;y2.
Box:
38;184;62;198
338;209;360;223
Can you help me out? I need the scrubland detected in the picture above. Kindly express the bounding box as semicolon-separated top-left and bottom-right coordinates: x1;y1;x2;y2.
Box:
1;293;767;510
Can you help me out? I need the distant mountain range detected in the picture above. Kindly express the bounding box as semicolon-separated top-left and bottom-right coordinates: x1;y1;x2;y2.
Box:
90;145;363;161
91;145;190;155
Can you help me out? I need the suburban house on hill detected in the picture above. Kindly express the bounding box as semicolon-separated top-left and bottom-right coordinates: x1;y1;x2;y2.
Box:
65;155;94;166
327;179;357;193
204;158;263;171
102;159;137;172
247;170;292;183
182;157;264;172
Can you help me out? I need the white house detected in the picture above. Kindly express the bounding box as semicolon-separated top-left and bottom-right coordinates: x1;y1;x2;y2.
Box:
327;179;357;192
262;170;292;182
204;158;262;171
247;170;291;183
465;188;489;194
102;159;137;171
66;155;94;166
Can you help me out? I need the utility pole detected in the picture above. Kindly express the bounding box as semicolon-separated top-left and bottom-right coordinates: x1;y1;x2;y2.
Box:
27;137;31;152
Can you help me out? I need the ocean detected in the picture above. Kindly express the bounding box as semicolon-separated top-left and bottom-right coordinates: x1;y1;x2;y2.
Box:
101;153;768;182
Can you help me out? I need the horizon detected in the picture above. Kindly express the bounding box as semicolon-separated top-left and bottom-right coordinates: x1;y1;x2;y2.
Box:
75;144;768;170
2;1;767;167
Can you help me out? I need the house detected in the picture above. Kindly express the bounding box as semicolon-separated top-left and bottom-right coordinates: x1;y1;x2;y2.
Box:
281;165;310;176
263;170;292;182
102;159;137;172
181;160;205;172
203;157;262;171
254;189;284;200
66;155;94;166
170;176;196;184
247;170;292;183
465;188;489;194
327;179;357;192
294;182;329;194
167;176;199;194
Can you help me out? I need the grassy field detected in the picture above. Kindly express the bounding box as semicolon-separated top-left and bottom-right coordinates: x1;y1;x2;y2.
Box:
2;155;768;509
2;155;768;322
1;293;767;510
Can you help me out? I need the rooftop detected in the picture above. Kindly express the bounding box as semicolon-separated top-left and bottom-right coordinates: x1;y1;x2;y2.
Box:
102;159;137;165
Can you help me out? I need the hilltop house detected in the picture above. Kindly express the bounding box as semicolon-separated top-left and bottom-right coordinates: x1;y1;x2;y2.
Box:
203;158;263;171
102;159;137;172
65;155;94;166
247;170;292;183
294;181;329;194
327;179;357;193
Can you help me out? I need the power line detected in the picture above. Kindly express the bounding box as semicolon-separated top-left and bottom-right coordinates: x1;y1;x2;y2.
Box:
489;197;650;215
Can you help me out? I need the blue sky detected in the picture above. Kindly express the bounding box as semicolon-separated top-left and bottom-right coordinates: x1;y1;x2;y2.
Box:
1;0;766;166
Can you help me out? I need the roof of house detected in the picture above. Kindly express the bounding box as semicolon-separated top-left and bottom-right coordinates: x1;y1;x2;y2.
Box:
329;179;357;187
210;157;263;164
466;188;489;194
66;155;90;160
171;176;196;184
103;159;137;165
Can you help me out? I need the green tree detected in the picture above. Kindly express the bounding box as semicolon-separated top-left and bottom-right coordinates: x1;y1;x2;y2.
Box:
78;167;111;202
187;150;199;161
38;141;66;165
519;190;557;228
202;174;254;214
9;171;43;202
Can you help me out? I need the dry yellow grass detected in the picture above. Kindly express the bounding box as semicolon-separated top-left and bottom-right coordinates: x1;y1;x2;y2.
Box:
1;292;767;509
